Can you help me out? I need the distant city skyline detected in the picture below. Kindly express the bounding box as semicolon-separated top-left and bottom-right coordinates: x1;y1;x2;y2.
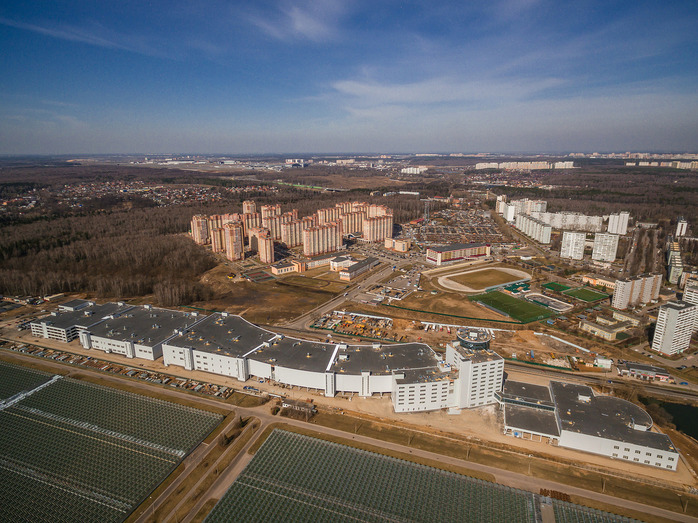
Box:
1;1;697;154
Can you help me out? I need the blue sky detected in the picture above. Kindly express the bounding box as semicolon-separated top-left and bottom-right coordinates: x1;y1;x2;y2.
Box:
1;0;697;154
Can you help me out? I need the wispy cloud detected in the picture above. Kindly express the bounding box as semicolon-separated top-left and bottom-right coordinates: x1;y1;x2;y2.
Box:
248;0;346;42
330;75;565;116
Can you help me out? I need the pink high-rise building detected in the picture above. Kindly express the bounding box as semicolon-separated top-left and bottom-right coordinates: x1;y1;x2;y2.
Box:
261;204;282;219
262;215;283;240
247;226;268;252
303;222;342;256
242;200;257;214
210;228;225;253
363;214;393;242
339;211;365;235
223;223;244;261
242;212;261;236
258;236;274;265
317;207;341;225
190;215;209;245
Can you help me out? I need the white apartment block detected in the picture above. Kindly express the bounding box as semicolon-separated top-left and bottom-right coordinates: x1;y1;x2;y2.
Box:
607;212;630;235
515;214;552;244
612;274;662;310
529;211;604;232
676;218;688;237
560;231;586;260
495;195;507;214
651;301;698;355
684;283;698;306
444;341;504;411
592;233;619;262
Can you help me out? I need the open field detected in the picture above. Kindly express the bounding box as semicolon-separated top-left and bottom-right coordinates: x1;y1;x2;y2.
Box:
397;290;505;321
564;287;610;302
198;265;341;324
0;362;222;523
210;429;539;523
542;282;572;292
448;268;524;289
470;291;554;323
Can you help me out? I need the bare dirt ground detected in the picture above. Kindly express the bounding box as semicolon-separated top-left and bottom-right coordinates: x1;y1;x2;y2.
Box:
196;265;345;324
439;267;531;293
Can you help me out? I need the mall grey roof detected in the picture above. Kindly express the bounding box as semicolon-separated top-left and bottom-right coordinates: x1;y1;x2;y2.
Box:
504;405;560;438
58;299;91;311
550;381;676;452
165;313;275;358
33;302;134;331
330;342;439;376
87;306;203;347
394;366;453;384
502;381;554;407
450;342;503;364
248;336;335;373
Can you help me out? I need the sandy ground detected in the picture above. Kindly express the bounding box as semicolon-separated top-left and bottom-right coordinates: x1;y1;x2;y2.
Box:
437;267;531;293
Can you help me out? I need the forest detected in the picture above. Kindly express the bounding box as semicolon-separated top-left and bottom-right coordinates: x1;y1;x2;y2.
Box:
0;164;426;305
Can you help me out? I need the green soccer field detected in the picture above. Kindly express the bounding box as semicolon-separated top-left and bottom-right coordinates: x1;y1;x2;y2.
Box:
469;291;553;323
563;287;609;302
542;282;571;292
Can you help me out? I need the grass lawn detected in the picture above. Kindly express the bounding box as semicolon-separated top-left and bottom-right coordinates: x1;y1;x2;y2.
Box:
542;282;571;292
564;287;609;302
469;291;553;323
448;269;523;288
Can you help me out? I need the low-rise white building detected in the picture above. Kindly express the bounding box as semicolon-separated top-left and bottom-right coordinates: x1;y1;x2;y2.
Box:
79;305;204;360
31;302;133;343
499;380;679;471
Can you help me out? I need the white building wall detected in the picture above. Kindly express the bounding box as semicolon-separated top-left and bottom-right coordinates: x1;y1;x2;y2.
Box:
247;359;272;380
334;373;362;393
558;430;678;471
272;366;326;390
392;378;450;413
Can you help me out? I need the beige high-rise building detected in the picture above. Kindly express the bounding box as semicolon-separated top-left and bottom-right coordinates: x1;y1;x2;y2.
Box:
220;213;241;226
612;274;662;310
208;214;223;231
190;215;209;245
335;201;352;213
317;207;341;224
281;219;313;248
242;200;256;214
258;236;274;264
281;210;298;223
262;215;283;240
340;211;365;235
242;212;261;236
363;214;393;242
303;223;342;256
210;227;225;253
247;226;268;252
260;204;282;219
223;223;244;261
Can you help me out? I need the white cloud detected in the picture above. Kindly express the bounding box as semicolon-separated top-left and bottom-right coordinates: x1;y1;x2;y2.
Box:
248;0;346;42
